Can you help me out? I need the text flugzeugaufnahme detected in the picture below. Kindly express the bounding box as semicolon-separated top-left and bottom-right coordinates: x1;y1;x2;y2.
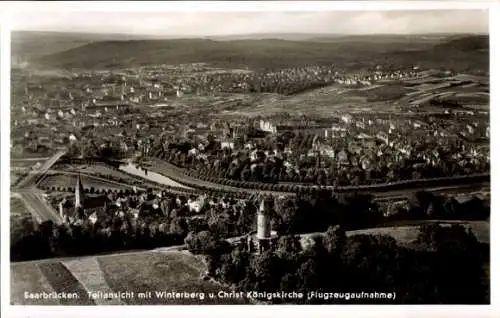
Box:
25;290;396;302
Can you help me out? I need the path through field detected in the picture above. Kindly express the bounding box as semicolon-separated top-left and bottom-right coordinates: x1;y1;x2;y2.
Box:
63;258;124;305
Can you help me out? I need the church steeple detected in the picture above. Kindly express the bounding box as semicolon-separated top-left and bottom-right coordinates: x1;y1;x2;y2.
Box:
75;174;85;209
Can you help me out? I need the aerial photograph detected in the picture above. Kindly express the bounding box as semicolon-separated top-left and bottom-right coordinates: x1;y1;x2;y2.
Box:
9;9;490;305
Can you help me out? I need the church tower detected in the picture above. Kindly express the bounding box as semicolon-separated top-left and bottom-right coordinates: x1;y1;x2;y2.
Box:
75;175;85;210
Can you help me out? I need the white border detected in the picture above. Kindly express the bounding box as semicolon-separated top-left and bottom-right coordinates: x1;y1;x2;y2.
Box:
0;1;496;13
0;1;497;318
0;16;13;318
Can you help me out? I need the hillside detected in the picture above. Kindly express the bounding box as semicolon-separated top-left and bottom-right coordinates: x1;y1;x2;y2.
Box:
11;221;489;305
432;35;489;52
11;31;163;62
31;35;489;72
11;250;246;305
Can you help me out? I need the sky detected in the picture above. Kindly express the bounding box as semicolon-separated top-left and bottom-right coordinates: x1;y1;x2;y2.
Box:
8;10;489;36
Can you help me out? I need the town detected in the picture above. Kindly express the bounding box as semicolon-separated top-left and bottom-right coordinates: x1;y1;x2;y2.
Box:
9;26;490;306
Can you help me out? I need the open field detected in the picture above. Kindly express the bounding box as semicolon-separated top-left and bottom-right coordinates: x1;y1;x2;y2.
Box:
222;72;489;117
11;173;24;187
38;173;131;191
11;150;57;160
57;164;142;184
349;220;490;244
300;220;490;247
10;263;61;305
11;160;44;168
11;251;249;305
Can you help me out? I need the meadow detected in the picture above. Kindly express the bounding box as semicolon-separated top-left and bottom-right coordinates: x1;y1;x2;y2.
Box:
38;173;131;192
11;251;249;305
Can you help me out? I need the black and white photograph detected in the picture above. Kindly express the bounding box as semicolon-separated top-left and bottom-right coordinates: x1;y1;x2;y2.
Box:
0;1;496;314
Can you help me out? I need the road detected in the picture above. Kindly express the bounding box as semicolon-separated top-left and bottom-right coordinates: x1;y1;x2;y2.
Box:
15;150;67;189
12;150;67;224
17;191;62;224
11;157;51;162
372;182;490;202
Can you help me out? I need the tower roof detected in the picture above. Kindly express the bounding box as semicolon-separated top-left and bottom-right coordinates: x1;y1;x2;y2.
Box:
259;199;266;212
75;174;85;201
259;197;274;213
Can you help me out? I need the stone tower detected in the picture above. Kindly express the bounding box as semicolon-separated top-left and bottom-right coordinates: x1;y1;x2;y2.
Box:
256;197;273;253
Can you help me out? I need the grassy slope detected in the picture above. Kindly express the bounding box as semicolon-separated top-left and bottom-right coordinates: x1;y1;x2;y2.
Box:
98;252;247;304
37;262;95;305
11;251;249;305
32;35;488;72
349;220;490;244
10;263;60;305
10;221;489;305
299;220;490;247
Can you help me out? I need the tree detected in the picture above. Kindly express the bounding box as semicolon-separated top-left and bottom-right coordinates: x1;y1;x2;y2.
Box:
323;225;347;254
169;217;188;238
416;223;479;253
276;235;302;259
217;245;251;284
185;230;227;255
249;250;282;291
208;211;234;238
274;198;301;234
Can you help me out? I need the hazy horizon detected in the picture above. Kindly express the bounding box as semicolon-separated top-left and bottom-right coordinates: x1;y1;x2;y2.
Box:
10;11;489;37
12;30;488;38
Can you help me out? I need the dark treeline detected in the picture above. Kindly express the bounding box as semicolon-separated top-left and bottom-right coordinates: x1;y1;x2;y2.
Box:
188;224;489;304
11;189;489;262
10;216;187;262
